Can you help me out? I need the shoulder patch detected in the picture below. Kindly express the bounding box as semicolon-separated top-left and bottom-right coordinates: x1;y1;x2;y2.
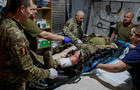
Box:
19;47;27;56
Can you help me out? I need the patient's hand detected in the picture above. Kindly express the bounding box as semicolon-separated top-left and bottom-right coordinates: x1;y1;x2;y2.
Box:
69;50;81;65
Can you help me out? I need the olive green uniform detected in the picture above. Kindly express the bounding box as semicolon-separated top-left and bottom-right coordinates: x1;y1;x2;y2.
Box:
21;18;42;52
20;18;59;69
63;18;84;43
114;22;135;42
0;17;56;90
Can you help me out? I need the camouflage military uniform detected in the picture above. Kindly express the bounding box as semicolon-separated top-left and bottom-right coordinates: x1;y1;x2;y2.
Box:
55;43;97;60
82;33;117;49
63;18;84;43
0;17;58;90
77;43;97;58
54;33;116;59
54;43;98;73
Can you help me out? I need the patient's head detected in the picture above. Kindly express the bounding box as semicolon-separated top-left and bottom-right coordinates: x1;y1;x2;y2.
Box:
67;50;81;65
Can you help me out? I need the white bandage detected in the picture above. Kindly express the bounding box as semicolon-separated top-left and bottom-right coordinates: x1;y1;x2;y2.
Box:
59;58;72;68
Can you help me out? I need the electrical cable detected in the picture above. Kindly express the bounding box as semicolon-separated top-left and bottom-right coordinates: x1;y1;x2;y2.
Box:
110;1;123;14
134;8;140;22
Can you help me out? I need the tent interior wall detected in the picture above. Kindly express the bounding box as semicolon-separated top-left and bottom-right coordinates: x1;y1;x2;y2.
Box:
52;0;140;36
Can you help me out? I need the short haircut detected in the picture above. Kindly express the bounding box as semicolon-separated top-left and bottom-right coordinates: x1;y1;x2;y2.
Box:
75;10;85;16
7;0;32;13
125;11;134;18
32;0;37;5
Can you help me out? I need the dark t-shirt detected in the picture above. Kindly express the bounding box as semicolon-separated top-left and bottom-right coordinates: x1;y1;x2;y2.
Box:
115;22;135;42
122;45;140;89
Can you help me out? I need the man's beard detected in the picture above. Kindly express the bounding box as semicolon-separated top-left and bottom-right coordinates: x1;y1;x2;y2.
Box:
77;21;82;25
123;20;131;26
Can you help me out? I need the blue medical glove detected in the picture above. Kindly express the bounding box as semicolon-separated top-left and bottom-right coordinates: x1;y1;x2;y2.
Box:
118;40;125;45
118;40;130;47
124;43;130;47
64;36;74;43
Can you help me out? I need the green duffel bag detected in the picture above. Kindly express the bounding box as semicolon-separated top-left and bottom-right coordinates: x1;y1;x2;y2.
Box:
89;37;106;45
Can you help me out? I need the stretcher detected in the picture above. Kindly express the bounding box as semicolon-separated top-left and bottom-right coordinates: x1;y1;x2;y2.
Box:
27;41;129;90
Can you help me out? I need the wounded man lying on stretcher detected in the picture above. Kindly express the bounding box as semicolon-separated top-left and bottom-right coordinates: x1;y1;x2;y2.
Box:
26;33;118;89
27;43;117;90
39;33;116;71
30;34;117;78
52;42;117;68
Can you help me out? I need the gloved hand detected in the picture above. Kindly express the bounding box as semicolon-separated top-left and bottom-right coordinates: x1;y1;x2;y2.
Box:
118;40;130;47
49;68;58;79
118;40;125;45
77;39;83;44
124;43;130;47
64;36;74;43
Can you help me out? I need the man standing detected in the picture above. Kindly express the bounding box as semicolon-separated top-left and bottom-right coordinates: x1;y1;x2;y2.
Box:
0;0;79;89
97;26;140;90
110;11;135;42
63;10;85;44
20;1;74;69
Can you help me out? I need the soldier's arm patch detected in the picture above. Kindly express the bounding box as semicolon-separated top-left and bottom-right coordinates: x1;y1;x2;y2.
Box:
19;47;27;56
